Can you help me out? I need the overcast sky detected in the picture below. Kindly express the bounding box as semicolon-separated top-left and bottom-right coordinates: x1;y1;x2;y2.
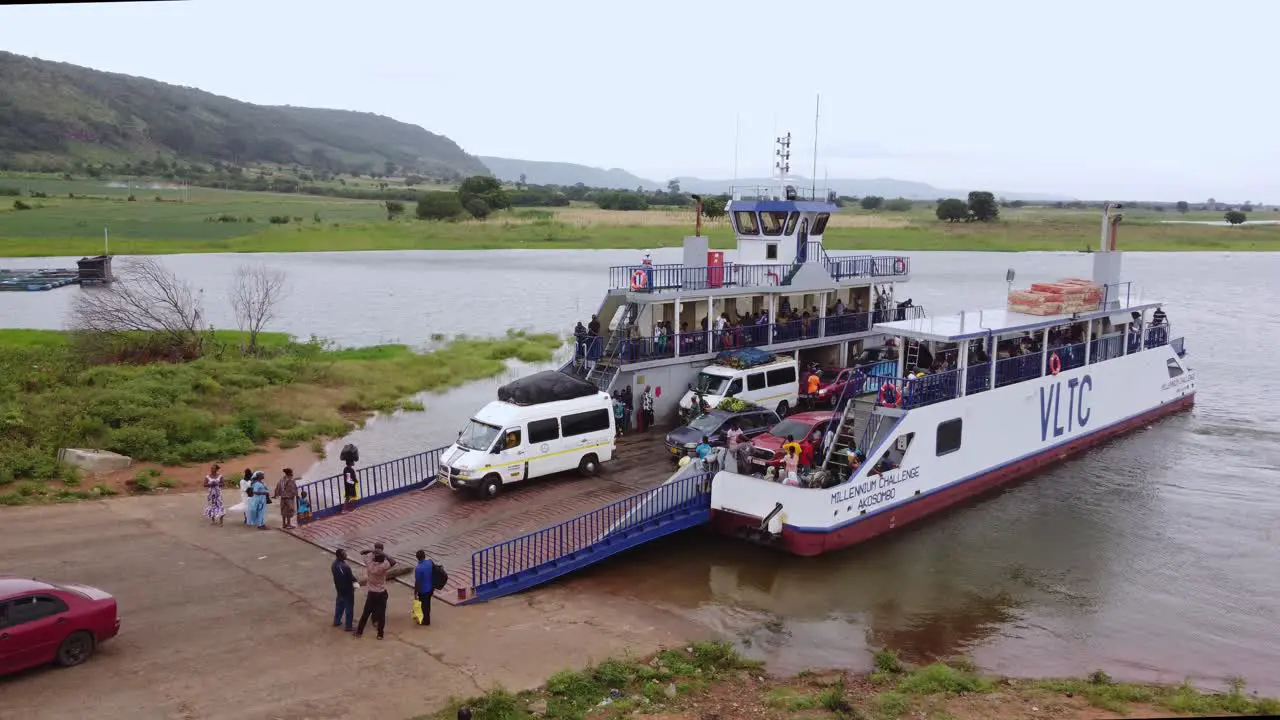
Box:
1;0;1273;201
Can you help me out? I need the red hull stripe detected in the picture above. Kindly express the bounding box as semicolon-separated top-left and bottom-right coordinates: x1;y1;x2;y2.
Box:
712;393;1193;556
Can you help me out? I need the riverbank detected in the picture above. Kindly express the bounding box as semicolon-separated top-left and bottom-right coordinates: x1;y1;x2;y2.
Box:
424;644;1280;720
0;328;562;501
3;184;1280;255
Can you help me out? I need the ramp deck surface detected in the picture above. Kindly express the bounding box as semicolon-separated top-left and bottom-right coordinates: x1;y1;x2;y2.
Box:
287;432;674;605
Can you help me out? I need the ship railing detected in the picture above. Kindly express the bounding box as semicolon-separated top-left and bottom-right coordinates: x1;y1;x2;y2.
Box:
1047;340;1088;372
994;353;1043;388
825;254;911;280
615;307;925;365
865;370;961;410
608;254;911;292
1142;324;1170;350
730;185;834;202
1089;333;1125;364
965;363;992;395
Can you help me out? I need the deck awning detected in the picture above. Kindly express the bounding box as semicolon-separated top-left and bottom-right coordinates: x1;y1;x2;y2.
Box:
874;299;1165;343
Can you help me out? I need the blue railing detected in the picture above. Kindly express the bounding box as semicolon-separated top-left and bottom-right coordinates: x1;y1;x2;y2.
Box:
1143;324;1170;349
609;254;911;292
1089;333;1125;364
1048;340;1087;372
868;370;961;409
994;353;1043;388
826;255;911;280
297;447;447;520
965;362;991;395
470;471;713;596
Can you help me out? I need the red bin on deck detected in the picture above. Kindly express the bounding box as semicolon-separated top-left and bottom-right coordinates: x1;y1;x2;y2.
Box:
707;251;724;288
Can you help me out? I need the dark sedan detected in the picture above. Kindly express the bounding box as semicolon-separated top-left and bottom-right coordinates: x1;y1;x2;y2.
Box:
664;406;781;460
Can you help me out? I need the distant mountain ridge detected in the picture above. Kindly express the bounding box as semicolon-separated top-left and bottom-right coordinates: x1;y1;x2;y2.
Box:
0;51;489;178
481;156;1075;202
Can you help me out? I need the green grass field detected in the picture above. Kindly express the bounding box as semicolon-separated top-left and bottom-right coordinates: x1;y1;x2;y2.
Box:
2;174;1277;256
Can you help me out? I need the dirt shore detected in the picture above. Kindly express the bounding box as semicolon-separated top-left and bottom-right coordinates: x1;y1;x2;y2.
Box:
75;441;322;496
0;492;708;720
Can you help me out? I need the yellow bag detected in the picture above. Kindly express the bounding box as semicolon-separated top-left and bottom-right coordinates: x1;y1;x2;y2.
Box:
412;598;424;625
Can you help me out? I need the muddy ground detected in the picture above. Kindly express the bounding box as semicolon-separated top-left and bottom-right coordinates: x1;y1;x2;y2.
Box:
0;493;707;720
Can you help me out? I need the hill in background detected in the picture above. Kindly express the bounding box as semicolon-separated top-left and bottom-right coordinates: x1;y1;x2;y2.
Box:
482;156;1074;202
0;51;488;179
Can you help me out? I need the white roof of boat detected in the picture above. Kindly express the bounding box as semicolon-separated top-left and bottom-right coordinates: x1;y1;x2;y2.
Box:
874;298;1166;343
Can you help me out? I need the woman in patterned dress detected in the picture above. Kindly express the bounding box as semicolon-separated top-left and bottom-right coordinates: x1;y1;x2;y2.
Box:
203;463;226;526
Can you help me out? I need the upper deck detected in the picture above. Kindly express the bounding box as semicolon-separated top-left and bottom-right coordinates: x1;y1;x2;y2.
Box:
608;250;911;297
873;282;1157;342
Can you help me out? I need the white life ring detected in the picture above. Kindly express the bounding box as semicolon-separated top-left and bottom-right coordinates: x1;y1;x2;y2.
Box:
893;258;907;274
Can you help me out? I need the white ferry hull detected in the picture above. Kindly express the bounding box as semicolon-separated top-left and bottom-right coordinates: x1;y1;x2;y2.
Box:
709;345;1196;556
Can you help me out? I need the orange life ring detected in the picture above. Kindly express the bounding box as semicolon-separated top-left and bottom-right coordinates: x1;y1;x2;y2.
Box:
766;271;780;285
878;382;901;408
1049;353;1061;376
630;269;649;290
893;257;907;274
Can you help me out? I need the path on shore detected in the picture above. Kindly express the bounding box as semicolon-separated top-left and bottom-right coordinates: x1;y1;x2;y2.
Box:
0;493;705;720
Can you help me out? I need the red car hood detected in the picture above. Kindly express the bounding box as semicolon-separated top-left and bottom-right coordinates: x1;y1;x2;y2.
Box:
58;582;114;602
751;434;787;453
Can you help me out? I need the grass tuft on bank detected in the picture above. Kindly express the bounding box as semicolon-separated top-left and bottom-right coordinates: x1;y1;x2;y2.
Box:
0;328;563;500
419;644;1280;720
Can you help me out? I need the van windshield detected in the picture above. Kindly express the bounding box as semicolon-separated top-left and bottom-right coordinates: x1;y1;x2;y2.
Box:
693;372;729;394
457;420;501;452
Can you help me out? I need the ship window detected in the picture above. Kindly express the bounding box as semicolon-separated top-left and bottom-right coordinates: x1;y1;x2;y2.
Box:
734;211;760;235
766;243;778;260
528;418;559;444
760;211;788;236
936;418;962;456
783;212;800;235
1166;358;1183;378
812;213;831;235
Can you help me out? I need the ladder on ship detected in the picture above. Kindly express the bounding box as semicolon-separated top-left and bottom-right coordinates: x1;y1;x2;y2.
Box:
820;375;872;481
585;302;639;392
904;339;921;373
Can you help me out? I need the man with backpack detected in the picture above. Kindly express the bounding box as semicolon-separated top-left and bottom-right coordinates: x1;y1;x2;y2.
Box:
412;549;447;627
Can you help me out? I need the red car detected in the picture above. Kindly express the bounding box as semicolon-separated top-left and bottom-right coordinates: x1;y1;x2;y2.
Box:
747;411;835;471
801;366;857;407
0;576;120;675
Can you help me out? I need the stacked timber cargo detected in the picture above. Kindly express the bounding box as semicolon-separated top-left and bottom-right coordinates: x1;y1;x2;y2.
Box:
1007;277;1104;316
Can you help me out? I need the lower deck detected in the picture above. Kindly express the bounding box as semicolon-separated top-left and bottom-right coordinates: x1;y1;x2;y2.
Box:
288;431;674;605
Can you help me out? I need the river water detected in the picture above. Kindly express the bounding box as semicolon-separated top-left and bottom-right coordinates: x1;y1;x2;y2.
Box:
2;249;1278;692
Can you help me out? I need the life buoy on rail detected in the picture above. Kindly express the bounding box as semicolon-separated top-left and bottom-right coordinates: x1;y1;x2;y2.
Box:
1048;353;1062;376
766;271;780;286
893;257;907;274
878;382;901;408
630;269;649;290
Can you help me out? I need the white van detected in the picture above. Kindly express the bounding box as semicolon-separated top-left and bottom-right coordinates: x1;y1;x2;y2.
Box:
438;391;616;499
678;357;800;418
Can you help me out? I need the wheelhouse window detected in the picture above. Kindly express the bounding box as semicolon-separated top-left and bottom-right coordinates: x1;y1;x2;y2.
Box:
733;211;760;235
784;211;800;235
812;213;831;235
760;211;789;236
766;243;779;260
936;418;963;456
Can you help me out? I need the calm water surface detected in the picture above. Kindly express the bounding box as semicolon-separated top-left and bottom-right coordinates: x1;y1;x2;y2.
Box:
2;249;1277;691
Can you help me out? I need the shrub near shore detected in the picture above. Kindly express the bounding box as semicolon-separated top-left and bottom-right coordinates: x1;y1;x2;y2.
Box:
424;642;1280;720
0;328;562;501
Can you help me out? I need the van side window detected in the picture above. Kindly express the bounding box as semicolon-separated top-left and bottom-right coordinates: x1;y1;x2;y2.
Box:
746;373;766;391
936;419;962;456
726;379;742;397
766;367;797;387
501;429;522;450
528;418;559;444
562;409;611;437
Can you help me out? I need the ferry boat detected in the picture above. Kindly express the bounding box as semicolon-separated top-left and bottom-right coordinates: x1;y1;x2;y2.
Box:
560;131;919;421
707;202;1196;556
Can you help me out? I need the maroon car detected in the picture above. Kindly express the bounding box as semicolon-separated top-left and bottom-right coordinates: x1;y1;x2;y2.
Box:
748;411;835;471
801;367;856;407
0;576;120;675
